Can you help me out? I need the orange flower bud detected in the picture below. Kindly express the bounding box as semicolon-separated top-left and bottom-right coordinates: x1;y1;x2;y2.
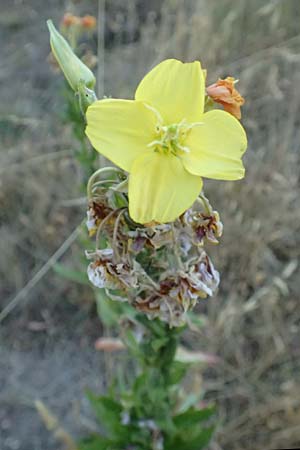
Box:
81;15;97;30
206;77;245;120
94;337;125;352
61;13;81;28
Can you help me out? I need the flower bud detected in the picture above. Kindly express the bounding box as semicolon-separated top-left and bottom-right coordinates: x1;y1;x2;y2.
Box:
81;15;97;30
94;337;125;352
47;19;96;92
206;77;245;120
61;12;81;28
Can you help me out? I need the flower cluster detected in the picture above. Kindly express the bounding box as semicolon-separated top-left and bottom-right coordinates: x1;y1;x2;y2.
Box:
61;13;97;31
82;58;247;326
85;174;221;326
133;252;220;327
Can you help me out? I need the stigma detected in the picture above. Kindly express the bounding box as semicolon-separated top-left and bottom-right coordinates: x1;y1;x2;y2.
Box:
147;118;203;157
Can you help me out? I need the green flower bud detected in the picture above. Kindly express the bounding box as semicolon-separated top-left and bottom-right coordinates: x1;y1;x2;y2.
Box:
47;19;96;92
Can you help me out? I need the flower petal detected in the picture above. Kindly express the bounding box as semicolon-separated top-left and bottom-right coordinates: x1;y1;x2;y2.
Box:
86;99;157;172
183;110;247;180
128;152;203;224
135;59;205;125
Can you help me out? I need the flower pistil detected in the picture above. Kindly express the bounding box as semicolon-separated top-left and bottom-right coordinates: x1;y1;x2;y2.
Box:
148;118;203;157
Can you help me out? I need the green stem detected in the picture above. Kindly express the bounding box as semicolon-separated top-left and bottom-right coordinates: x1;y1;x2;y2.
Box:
87;167;124;200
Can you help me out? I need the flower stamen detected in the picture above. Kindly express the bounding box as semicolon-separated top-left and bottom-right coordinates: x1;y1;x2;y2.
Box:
147;119;203;157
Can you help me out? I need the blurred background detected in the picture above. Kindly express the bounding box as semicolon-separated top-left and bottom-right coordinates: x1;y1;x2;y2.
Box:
1;0;300;449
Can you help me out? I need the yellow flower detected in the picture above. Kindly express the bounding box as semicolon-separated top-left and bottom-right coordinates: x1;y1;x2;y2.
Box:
86;59;247;224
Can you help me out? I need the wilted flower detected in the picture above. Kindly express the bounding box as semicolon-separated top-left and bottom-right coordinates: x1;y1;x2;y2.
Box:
134;294;186;328
86;249;138;291
163;252;219;301
84;170;224;326
86;200;113;236
86;59;247;224
128;223;172;251
195;211;223;245
185;252;220;297
86;249;118;289
182;208;223;245
86;209;98;236
206;76;245;120
132;252;219;327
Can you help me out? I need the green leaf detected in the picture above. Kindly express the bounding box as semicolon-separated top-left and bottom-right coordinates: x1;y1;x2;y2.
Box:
164;407;216;450
177;392;203;412
53;262;88;284
187;426;215;449
86;392;123;434
86;398;137;446
113;191;128;208
167;361;187;385
78;435;116;450
159;335;178;366
85;393;139;446
173;406;216;428
151;337;169;352
187;311;207;328
95;290;136;326
165;426;215;450
136;315;167;337
123;329;142;359
95;290;120;326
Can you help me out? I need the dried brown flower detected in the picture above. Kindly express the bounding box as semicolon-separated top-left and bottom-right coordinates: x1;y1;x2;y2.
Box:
206;77;245;119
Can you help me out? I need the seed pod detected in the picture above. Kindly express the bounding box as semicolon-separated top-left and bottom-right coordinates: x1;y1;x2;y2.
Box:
47;19;96;92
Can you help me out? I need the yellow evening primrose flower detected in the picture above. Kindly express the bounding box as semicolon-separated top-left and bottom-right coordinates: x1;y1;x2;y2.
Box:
85;59;247;224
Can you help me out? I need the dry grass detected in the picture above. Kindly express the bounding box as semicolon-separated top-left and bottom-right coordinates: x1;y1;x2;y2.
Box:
1;0;300;449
